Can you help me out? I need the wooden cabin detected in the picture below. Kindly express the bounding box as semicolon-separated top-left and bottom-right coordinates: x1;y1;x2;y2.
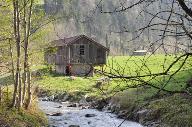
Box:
45;35;109;76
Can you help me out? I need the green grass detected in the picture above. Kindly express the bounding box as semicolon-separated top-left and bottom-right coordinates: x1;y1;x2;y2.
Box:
36;54;192;98
37;74;97;94
0;100;48;127
0;75;48;127
105;54;191;75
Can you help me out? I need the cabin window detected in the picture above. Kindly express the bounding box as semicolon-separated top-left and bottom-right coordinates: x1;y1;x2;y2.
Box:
97;48;102;57
80;45;85;55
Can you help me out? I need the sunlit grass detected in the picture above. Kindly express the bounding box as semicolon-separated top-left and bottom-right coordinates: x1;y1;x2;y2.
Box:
105;54;192;75
36;54;192;97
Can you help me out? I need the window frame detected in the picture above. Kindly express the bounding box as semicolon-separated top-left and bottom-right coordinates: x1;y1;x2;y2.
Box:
79;44;85;56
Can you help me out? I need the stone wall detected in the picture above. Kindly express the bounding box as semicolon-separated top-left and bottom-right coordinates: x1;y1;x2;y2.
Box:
71;64;94;76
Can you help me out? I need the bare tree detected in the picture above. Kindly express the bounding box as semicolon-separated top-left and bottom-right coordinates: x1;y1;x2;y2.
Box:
96;0;192;94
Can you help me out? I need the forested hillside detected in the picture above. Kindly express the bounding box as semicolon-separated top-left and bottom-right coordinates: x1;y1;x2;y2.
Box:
42;0;191;55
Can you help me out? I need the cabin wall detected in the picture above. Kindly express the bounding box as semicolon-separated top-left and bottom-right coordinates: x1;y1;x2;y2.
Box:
71;38;107;65
71;38;90;64
45;37;108;76
56;65;66;74
55;46;68;65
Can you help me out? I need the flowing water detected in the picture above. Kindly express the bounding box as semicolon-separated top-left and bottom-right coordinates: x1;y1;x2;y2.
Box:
39;100;143;127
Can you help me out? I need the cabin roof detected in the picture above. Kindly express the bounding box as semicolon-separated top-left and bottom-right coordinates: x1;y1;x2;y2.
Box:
50;35;109;51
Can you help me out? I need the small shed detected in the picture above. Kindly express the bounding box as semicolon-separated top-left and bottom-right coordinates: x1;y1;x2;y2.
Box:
45;35;109;76
132;50;147;56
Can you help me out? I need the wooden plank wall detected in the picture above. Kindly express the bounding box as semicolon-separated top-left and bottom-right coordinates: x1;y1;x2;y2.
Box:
47;37;107;66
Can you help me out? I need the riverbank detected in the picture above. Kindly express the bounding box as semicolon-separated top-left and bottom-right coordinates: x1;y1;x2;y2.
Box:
104;89;192;127
0;100;48;127
38;86;192;127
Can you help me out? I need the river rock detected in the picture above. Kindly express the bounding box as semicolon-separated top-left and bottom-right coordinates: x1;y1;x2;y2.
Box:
48;125;57;127
92;99;109;110
81;106;90;109
79;98;88;105
52;93;69;102
62;94;69;101
117;110;129;119
55;105;62;108
49;112;63;116
41;97;49;101
84;94;94;102
67;103;77;107
85;114;96;117
48;95;55;101
136;109;160;124
68;125;80;127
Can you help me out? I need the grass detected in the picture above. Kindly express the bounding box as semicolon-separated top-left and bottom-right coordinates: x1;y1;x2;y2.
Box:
0;76;48;127
0;99;48;127
36;74;97;94
36;54;192;98
105;54;191;75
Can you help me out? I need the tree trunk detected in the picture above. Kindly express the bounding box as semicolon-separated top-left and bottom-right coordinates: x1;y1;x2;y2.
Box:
9;39;15;84
16;0;22;109
22;0;27;105
25;0;34;109
18;73;23;108
12;0;21;108
25;72;32;109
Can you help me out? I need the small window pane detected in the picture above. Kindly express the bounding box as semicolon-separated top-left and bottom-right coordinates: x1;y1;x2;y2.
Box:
80;45;85;55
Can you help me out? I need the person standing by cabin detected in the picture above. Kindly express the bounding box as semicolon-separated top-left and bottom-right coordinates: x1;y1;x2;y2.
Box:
66;64;72;76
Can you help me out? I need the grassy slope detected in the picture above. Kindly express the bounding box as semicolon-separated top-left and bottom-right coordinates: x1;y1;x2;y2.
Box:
0;76;48;127
0;100;48;127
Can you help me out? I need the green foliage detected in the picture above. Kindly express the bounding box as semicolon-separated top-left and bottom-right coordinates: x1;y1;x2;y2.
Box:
0;101;48;127
0;74;13;86
36;54;192;99
44;47;57;54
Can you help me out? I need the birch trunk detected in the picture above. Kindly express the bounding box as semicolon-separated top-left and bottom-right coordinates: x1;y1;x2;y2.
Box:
12;0;21;108
25;0;34;109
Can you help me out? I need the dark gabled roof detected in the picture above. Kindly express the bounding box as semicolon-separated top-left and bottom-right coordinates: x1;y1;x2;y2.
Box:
50;35;109;51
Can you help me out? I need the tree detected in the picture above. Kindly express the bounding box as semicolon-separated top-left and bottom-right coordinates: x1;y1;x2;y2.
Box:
0;0;52;109
98;0;192;94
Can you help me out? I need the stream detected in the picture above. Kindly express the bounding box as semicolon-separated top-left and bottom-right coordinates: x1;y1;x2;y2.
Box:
39;100;143;127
